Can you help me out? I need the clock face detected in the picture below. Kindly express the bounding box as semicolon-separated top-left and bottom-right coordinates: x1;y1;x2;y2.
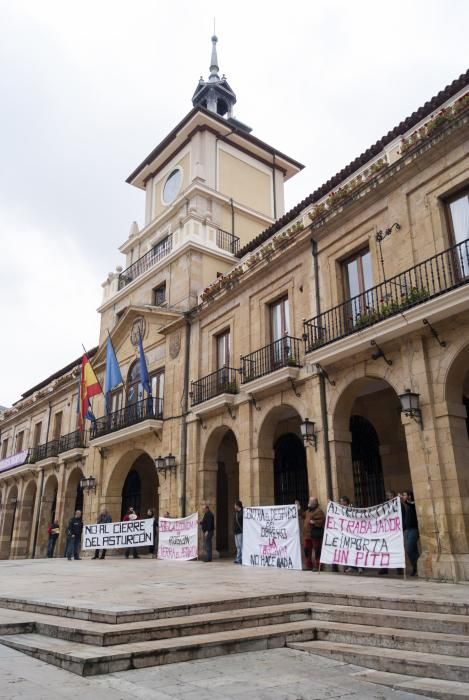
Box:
130;317;146;346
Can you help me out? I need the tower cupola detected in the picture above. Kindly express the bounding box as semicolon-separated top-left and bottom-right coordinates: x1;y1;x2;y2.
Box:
192;35;237;118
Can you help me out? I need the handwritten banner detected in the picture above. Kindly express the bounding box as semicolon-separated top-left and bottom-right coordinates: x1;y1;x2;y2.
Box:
0;450;29;474
320;497;405;569
158;513;198;560
82;517;153;550
242;504;302;570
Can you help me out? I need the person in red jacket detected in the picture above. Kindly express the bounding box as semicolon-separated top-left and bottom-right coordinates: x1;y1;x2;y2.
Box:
123;507;140;559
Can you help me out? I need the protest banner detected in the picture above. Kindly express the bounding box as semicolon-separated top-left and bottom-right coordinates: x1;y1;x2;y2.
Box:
158;513;198;560
82;517;154;550
320;497;405;569
242;504;302;570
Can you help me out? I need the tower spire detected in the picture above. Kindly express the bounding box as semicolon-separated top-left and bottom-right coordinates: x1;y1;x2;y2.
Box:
209;34;219;81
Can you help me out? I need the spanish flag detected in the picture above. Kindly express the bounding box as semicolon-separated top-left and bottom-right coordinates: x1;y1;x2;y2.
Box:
79;354;101;427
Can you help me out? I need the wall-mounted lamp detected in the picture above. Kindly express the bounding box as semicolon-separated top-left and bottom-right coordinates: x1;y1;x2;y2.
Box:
155;453;177;478
80;475;97;492
399;389;423;428
300;418;317;450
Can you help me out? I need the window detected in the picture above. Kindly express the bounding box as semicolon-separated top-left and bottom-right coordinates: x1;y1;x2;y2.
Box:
216;330;231;369
1;439;8;459
53;412;63;441
270;297;290;342
152;236;171;260
162;169;182;205
16;431;24;453
153;283;166;306
151;370;165;399
447;188;469;246
343;248;373;322
109;389;123;414
33;422;42;447
127;361;143;405
447;188;469;277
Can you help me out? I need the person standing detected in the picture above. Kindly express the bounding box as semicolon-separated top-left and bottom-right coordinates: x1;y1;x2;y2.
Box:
147;508;158;558
123;507;140;559
308;497;325;572
66;510;83;561
401;490;419;576
233;501;243;564
200;504;215;562
92;506;112;560
379;490;397;575
47;519;60;558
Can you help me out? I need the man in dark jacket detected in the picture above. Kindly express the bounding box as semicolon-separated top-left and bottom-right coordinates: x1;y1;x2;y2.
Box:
233;500;243;564
66;510;83;561
402;490;419;576
92;507;112;560
200;504;215;562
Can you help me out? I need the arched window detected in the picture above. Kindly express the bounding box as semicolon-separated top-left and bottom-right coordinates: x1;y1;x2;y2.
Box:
127;361;143;405
274;433;308;507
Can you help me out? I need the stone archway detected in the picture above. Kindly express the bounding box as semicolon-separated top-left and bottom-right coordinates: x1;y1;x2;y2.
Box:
0;483;18;559
105;450;158;522
256;404;308;506
331;377;412;505
13;480;37;558
37;474;59;558
202;426;239;556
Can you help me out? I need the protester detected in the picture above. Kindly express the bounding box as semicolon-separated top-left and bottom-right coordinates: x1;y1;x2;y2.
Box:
92;506;112;560
233;500;243;564
308;497;325;571
66;510;83;561
401;490;419;576
123;506;140;559
47;519;60;558
163;511;170;518
147;508;158;558
302;498;315;570
200;504;214;562
379;490;397;575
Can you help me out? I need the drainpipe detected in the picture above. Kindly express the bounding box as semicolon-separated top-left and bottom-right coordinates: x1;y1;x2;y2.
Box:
179;317;191;517
230;197;235;236
311;239;333;501
31;401;52;558
272;153;277;219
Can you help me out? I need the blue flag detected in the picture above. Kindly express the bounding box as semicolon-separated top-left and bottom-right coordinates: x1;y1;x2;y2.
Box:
104;336;123;413
138;329;152;395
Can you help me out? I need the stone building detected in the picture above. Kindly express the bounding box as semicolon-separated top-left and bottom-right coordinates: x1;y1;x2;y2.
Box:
0;40;468;581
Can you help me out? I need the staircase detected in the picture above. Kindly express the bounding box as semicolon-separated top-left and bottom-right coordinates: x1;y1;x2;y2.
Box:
0;590;468;698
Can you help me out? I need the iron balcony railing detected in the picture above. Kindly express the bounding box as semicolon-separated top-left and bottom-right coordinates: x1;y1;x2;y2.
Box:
90;397;164;440
303;237;469;352
58;430;86;453
30;439;59;463
240;336;303;384
216;228;240;255
118;236;173;290
190;367;239;406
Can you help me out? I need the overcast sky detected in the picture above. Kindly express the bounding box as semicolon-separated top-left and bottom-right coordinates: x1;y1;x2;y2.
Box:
0;0;467;408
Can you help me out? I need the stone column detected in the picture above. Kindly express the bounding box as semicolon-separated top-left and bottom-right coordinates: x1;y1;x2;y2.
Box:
328;428;354;503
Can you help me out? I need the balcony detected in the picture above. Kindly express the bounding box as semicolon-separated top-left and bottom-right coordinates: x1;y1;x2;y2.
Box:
303;237;469;355
190;367;239;415
58;430;87;461
118;236;173;290
216;228;240;255
240;336;303;395
30;439;59;465
90;397;164;448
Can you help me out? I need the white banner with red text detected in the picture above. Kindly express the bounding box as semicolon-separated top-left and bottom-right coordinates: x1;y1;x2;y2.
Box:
82;517;153;550
242;504;302;570
158;513;198;560
320;497;405;569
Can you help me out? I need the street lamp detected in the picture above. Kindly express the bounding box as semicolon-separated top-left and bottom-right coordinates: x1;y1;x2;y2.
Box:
80;475;97;492
399;389;423;428
300;418;317;450
155;454;177;478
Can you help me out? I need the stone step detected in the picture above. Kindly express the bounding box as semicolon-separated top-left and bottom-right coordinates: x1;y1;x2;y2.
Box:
1;587;468;623
0;620;316;676
355;669;469;700
32;601;313;646
309;602;469;636
0;590;309;624
288;640;469;683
